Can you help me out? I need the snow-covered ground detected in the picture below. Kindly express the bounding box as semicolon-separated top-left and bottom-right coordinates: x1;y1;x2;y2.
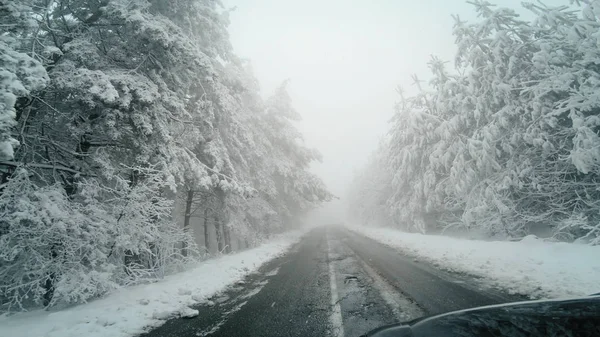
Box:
347;225;600;299
0;231;304;337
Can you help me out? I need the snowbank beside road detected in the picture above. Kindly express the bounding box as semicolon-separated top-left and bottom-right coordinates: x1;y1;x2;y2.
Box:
0;231;304;337
347;225;600;299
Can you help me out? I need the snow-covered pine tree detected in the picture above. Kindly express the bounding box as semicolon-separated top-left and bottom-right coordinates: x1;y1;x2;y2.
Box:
347;139;394;227
1;0;333;311
260;82;334;229
0;0;48;161
351;0;600;243
2;0;243;309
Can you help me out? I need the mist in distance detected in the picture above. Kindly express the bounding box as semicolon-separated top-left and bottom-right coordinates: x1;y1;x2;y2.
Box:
224;0;566;226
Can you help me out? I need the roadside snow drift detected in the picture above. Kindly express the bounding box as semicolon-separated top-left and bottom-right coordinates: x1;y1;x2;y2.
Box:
0;231;303;337
348;225;600;299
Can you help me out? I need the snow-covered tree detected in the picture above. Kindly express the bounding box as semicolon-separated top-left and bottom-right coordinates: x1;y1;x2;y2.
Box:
259;82;334;228
351;0;600;243
0;0;332;310
0;0;48;160
347;140;394;227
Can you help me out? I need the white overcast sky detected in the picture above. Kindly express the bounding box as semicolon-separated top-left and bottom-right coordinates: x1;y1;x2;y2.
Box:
222;0;567;224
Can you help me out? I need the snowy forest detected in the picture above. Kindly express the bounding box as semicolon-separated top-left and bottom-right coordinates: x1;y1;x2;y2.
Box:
349;1;600;244
0;0;332;310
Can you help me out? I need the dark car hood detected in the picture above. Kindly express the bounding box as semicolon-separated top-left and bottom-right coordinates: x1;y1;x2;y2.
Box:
365;296;600;337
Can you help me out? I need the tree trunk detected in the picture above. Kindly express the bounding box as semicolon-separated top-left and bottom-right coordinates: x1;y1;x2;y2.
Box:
43;245;58;308
203;207;210;253
0;167;12;196
45;169;79;307
43;272;56;308
215;215;224;253
182;190;194;257
123;169;143;273
223;226;232;253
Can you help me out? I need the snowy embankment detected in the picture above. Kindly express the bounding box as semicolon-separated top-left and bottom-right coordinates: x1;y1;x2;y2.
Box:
347;225;600;299
0;231;304;337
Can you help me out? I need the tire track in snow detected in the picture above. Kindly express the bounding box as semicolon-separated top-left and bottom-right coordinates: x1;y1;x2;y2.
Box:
352;250;425;322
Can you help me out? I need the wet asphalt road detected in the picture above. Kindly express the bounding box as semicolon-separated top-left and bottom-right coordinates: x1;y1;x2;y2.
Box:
141;226;521;337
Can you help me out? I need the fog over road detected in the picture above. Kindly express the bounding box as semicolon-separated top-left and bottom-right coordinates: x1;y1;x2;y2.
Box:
141;227;521;337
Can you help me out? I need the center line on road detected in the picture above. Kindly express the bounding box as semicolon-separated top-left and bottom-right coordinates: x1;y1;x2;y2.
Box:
327;231;345;337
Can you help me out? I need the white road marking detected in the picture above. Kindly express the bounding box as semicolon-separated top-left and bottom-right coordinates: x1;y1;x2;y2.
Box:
327;232;345;337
